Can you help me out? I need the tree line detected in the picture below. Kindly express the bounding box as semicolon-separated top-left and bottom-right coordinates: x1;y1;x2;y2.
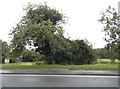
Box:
1;4;120;64
94;43;119;60
98;6;120;61
1;3;95;64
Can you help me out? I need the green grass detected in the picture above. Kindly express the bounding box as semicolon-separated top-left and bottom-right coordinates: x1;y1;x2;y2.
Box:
0;59;119;70
1;63;119;70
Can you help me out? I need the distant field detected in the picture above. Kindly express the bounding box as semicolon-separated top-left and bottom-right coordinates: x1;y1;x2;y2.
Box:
97;59;119;64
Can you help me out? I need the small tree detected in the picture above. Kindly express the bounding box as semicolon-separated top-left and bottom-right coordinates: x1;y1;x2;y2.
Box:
73;40;95;65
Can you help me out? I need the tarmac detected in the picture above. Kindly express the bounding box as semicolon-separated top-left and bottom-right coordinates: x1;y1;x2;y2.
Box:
0;69;119;76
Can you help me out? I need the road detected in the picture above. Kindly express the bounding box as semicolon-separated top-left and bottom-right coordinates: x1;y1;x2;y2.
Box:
1;74;119;87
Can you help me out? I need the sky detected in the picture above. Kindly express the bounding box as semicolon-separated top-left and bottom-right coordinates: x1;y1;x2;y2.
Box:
0;0;119;48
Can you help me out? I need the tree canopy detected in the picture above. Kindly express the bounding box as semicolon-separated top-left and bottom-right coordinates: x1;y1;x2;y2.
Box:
10;3;95;64
99;6;120;60
99;6;120;43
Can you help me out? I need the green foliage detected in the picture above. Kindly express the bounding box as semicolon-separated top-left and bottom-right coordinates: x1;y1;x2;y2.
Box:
106;43;120;60
2;41;10;63
94;47;110;59
21;49;44;62
10;3;65;63
99;6;120;43
99;6;120;61
10;3;96;64
0;40;2;63
73;40;95;64
94;43;120;61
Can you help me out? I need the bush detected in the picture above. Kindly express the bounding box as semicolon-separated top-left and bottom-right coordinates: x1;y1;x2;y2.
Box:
21;49;44;62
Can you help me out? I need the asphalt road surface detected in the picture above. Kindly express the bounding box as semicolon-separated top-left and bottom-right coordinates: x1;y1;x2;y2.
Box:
1;74;119;87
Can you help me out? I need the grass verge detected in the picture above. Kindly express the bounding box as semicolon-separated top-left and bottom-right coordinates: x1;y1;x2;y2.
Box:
0;63;119;70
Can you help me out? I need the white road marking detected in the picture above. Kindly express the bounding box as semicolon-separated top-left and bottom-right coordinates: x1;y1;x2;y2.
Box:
2;74;119;78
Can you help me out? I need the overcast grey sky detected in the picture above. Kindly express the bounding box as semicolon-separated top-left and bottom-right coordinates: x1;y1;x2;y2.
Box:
0;0;119;48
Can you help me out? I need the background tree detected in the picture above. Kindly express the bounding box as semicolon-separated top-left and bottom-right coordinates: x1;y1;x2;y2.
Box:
99;6;120;43
94;47;115;60
2;41;10;63
0;40;2;63
99;6;120;61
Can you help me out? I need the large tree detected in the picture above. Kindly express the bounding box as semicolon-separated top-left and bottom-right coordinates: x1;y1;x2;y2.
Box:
10;3;65;63
10;3;95;64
